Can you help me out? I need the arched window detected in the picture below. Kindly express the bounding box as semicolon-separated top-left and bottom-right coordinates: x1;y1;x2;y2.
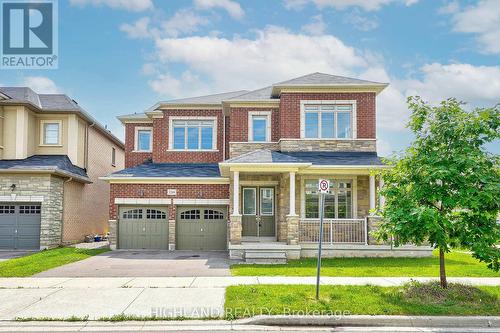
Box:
204;209;224;220
180;209;200;220
122;209;143;219
146;209;166;219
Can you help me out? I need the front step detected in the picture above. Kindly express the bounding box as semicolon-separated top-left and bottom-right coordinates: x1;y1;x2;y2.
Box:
244;250;287;264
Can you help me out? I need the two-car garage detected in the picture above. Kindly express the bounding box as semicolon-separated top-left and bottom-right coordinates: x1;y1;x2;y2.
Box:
117;206;227;251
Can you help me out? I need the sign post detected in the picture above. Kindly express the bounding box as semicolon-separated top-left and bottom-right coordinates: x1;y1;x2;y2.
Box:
316;179;329;300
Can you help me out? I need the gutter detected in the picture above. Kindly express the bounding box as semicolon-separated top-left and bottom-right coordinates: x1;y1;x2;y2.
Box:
0;168;91;183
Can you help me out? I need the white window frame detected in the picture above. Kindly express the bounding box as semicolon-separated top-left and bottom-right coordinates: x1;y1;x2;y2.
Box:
242;187;257;215
300;100;357;139
168;116;218;151
39;120;62;146
300;175;358;219
248;111;272;142
260;187;274;216
134;127;152;152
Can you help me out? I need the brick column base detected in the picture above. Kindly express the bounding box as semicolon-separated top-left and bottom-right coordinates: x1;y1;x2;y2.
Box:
230;215;242;244
286;215;299;245
108;219;117;250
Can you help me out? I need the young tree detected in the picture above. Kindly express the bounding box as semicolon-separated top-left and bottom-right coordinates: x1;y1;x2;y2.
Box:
376;97;500;288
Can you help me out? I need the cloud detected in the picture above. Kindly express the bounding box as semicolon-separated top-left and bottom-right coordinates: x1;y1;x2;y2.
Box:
343;9;379;31
194;0;244;19
301;15;327;35
447;0;500;54
162;9;210;37
149;26;367;98
120;17;151;39
23;76;61;94
69;0;153;11
283;0;418;11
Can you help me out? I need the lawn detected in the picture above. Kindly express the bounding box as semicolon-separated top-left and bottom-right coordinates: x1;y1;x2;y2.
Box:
0;247;108;277
231;250;500;277
224;283;500;319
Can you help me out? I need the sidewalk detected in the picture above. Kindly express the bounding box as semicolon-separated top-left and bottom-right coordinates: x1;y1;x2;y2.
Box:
0;276;498;320
0;276;499;289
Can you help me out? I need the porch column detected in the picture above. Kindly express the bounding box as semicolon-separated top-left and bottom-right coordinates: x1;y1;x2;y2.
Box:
289;171;296;216
232;171;240;215
379;177;385;208
369;174;376;213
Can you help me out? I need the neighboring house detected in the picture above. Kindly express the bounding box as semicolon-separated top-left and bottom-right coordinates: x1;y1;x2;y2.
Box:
0;87;124;250
103;73;431;260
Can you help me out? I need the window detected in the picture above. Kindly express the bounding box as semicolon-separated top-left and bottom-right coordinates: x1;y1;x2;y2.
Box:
180;209;201;220
171;119;215;150
303;103;353;139
243;188;256;215
260;188;274;216
122;209;143;219
135;128;152;152
111;148;116;166
41;121;61;145
248;112;271;142
304;179;352;219
146;209;166;219
19;205;41;214
204;209;224;220
0;205;15;214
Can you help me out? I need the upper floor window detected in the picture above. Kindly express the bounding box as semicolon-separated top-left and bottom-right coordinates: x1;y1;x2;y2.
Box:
111;147;116;166
135;127;152;152
40;120;61;145
301;102;355;139
170;118;216;151
248;111;271;142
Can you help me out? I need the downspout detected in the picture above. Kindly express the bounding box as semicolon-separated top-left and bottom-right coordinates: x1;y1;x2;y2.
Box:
85;123;95;170
222;114;226;160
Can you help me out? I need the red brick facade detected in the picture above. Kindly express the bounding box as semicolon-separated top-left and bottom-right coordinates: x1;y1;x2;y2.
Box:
279;92;376;139
109;183;229;219
124;123;153;168
151;109;225;163
229;107;280;142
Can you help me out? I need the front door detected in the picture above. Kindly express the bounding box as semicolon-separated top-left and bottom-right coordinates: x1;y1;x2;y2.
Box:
242;187;275;238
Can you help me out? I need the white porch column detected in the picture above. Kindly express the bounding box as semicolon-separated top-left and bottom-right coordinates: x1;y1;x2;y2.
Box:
289;171;296;216
369;174;376;213
379;177;385;208
232;171;240;215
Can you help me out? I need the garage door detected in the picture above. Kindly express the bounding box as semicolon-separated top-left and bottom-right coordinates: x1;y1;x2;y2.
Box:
118;207;168;250
0;204;41;250
176;207;227;251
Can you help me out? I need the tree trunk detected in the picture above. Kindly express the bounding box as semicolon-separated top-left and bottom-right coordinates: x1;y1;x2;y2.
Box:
439;248;447;288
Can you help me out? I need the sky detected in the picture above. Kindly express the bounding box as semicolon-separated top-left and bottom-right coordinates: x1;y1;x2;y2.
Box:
1;0;499;156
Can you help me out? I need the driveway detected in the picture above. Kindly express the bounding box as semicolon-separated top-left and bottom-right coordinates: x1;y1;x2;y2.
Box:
35;250;234;277
0;250;36;262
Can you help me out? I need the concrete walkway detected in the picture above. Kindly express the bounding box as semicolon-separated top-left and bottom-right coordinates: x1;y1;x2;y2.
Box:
0;276;498;320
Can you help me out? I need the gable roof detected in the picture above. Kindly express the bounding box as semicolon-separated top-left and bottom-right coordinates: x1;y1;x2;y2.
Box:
273;72;385;87
226;86;276;102
0;87;124;148
150;90;249;110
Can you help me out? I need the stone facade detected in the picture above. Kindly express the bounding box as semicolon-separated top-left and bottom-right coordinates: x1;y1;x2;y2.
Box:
229;142;280;158
279;139;376;152
0;174;64;249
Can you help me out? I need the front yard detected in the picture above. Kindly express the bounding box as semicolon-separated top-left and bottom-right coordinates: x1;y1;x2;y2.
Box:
225;283;500;319
0;247;108;277
231;250;500;277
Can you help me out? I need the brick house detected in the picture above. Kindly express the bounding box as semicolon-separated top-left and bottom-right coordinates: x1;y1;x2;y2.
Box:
0;87;124;249
103;73;431;260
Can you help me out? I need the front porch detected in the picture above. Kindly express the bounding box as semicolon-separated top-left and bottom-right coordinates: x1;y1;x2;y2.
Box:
219;150;432;261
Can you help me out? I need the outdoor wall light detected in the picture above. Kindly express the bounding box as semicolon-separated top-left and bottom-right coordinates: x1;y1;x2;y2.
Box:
10;184;16;191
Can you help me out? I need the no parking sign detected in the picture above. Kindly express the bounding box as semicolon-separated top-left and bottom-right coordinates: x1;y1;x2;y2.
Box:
318;179;330;193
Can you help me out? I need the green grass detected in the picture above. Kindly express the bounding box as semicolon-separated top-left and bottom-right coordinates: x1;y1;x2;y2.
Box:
231;250;500;277
0;247;108;277
224;283;500;319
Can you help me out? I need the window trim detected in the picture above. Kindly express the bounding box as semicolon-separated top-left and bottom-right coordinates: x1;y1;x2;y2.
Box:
300;100;357;139
134;127;153;152
248;111;272;142
39;120;62;146
168;116;218;151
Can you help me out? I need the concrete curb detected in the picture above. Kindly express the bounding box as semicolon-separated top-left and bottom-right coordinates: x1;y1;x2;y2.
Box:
235;315;500;328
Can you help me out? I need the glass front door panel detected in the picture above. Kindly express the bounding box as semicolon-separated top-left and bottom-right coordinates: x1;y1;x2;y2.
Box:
242;186;275;238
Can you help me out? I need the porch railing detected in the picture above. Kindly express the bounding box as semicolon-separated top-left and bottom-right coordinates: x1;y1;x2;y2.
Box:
299;218;367;244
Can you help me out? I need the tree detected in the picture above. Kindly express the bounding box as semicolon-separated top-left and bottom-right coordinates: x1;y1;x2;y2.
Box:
375;97;500;288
